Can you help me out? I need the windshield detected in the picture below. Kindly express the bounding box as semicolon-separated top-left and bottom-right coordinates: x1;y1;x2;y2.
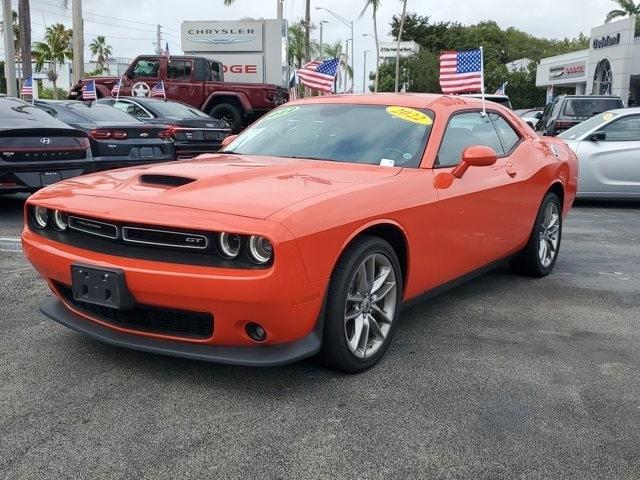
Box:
558;112;618;140
147;101;210;118
562;98;622;118
224;104;434;168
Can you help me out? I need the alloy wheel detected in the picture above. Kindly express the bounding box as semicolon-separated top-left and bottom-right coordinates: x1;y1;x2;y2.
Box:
538;202;560;268
344;253;398;359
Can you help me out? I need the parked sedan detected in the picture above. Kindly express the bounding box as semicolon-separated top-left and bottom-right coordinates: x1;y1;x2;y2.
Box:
515;109;543;129
34;100;174;171
97;97;230;158
24;94;577;373
559;108;640;199
0;97;92;193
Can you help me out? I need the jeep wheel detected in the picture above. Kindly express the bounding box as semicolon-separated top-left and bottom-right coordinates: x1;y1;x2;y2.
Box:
210;103;243;134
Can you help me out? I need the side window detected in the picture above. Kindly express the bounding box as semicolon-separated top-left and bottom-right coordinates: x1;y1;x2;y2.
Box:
210;61;222;81
167;60;192;80
437;112;504;167
490;113;520;152
130;59;160;79
113;101;152;119
601;115;640;141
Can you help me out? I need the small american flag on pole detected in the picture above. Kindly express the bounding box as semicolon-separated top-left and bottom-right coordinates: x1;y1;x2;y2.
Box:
21;76;33;97
439;49;483;94
82;80;98;101
150;81;166;99
111;76;124;98
297;58;340;93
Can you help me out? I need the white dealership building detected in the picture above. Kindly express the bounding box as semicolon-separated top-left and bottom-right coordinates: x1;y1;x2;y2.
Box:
536;16;640;105
181;19;288;86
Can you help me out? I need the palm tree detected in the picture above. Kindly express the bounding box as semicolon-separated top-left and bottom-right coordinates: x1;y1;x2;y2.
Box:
605;0;640;22
288;21;306;69
89;36;113;74
33;23;73;99
360;0;381;92
394;0;407;92
18;1;32;83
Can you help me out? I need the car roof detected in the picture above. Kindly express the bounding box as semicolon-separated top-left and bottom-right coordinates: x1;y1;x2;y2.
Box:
287;93;506;110
557;95;623;100
0;97;75;130
603;107;640;115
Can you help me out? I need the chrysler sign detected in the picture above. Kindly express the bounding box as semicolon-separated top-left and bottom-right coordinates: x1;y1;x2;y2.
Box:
182;21;263;52
593;33;621;49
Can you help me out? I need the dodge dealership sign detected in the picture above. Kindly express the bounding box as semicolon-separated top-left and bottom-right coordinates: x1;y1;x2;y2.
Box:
181;19;288;86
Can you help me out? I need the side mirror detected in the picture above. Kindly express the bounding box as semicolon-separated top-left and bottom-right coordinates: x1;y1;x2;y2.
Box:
589;131;606;142
221;134;238;149
452;146;498;178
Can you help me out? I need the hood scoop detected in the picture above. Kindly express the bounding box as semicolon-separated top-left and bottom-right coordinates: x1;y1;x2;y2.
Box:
139;174;196;188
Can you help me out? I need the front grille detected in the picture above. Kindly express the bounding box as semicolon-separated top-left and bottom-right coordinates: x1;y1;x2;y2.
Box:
122;226;208;250
55;282;213;339
69;216;118;239
139;174;196;187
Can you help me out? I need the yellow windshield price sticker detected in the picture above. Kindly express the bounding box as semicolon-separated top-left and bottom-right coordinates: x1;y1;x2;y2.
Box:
386;106;433;125
602;112;614;122
263;106;299;121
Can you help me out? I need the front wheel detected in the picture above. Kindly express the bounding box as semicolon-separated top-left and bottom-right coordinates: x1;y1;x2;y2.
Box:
510;192;562;277
318;236;403;373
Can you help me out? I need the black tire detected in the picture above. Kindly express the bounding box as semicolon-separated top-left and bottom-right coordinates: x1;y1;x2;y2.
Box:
318;235;404;373
510;192;562;278
210;103;243;133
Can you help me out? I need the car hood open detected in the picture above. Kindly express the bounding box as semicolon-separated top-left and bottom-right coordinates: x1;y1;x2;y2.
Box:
40;153;401;219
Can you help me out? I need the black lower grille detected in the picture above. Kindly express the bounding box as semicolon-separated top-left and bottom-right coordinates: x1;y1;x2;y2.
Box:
55;282;213;339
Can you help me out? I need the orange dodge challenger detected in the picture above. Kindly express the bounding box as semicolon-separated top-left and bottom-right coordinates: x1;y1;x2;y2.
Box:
23;94;578;372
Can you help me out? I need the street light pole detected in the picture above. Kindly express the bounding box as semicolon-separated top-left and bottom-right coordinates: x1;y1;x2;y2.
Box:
1;0;17;96
363;50;369;93
315;6;354;92
319;20;328;60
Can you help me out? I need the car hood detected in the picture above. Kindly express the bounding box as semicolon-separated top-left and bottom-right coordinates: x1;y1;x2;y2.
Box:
38;154;401;219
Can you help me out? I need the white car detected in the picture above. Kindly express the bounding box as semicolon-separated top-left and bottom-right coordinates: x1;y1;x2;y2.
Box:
515;109;543;129
559;108;640;199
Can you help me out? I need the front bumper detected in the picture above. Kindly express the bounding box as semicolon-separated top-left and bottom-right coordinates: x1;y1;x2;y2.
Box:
22;200;327;359
40;296;323;366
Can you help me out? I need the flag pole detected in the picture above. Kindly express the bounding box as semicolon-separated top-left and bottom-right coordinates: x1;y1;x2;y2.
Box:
480;46;486;117
116;75;123;100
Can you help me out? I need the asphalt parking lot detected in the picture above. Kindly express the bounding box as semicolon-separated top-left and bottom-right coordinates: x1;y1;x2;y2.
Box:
1;194;639;480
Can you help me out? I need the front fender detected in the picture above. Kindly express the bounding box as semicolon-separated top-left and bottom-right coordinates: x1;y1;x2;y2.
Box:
203;91;252;114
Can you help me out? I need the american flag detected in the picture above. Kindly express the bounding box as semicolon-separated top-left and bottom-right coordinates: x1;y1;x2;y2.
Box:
150;81;166;99
494;82;507;95
111;76;123;97
297;58;340;93
82;80;98;101
21;76;33;97
439;49;483;94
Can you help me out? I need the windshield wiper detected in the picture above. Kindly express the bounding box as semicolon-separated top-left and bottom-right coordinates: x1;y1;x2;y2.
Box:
287;156;336;162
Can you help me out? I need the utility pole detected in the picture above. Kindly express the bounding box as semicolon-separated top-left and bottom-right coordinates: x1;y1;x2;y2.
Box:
394;0;407;92
303;0;310;62
276;0;283;20
155;25;162;55
18;0;32;84
71;0;84;83
1;0;17;96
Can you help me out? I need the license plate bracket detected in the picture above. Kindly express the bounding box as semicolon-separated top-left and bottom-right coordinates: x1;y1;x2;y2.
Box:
71;264;135;310
40;171;62;186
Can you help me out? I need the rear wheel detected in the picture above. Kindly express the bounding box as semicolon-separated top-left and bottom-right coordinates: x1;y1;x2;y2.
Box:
210;103;243;133
319;236;403;373
510;192;562;277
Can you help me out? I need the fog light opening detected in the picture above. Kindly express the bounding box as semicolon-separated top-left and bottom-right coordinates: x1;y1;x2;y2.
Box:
245;322;267;342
